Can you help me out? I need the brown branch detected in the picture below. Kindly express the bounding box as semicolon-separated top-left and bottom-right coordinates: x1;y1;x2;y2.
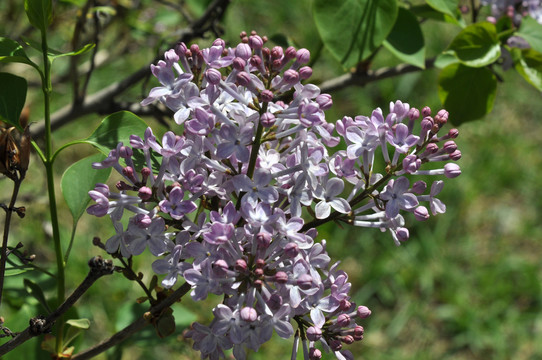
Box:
70;281;192;360
0;256;114;356
30;0;232;140
318;58;436;94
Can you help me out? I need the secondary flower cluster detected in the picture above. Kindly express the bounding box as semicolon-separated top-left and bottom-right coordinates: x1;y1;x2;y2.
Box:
482;0;542;24
87;31;462;359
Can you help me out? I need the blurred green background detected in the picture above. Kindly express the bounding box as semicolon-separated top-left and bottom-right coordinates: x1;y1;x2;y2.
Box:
1;0;542;359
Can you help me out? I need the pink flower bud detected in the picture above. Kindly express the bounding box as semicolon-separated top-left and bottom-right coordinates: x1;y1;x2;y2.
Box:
309;348;322;360
249;35;263;49
299;66;313;79
316;93;332;110
275;271;288;284
240;307;258;322
271;46;283;59
260;112;276;127
235;43;252;60
422;106;431;117
306;326;322;341
337;314;350;327
357;306;372;318
412;180;427;194
449;150;462;161
205;68;222;85
296;48;310;63
444;163;461;178
138;186;152;201
414;206;430;221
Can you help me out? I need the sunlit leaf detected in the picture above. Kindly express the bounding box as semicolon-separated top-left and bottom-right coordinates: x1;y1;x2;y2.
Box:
24;0;53;33
447;22;501;67
0;37;38;69
513;48;542;91
516;16;542;54
61;153;112;223
383;8;425;69
438;63;497;124
313;0;398;68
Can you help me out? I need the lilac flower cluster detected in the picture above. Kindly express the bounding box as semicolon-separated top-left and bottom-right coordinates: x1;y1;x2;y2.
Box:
482;0;542;24
87;31;462;359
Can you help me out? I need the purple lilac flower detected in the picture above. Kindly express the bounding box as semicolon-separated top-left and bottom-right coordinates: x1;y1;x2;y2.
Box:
87;32;463;360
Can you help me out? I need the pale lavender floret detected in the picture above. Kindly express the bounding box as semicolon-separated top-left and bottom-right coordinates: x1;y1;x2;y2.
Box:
216;124;254;163
148;131;184;158
380;177;419;219
124;217;170;256
87;183;110;217
386;123;419;154
105;221;130;258
313;178;351;219
232;170;278;207
151;244;189;288
159;187;197;220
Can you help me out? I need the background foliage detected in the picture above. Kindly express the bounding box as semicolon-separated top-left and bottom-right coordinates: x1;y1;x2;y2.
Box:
1;0;541;359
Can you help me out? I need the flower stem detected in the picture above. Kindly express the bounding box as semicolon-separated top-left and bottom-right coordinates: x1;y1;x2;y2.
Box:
40;30;66;355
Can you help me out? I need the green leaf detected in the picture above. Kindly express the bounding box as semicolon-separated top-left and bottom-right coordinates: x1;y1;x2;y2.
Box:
61;153;112;223
434;51;459;68
383;8;425;68
5;267;33;276
24;278;52;314
447;22;501;67
513;48;542;91
24;0;53;33
410;4;464;27
438;63;497;124
516;16;542;54
21;36;94;60
0;73;27;131
66;318;90;329
426;0;458;18
84;111;148;155
313;0;398;68
0;37;38;69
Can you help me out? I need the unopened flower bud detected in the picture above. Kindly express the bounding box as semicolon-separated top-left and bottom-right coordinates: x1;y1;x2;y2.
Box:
330;339;342;351
275;271;288;284
412;180;427;194
309;348;322;360
421;117;433;131
316;93;332;110
296;274;313;290
205;68;222;85
260;90;274;103
342;335;355;345
444;163;461;178
249;35;263;49
212;259;229;275
285;46;297;59
236;71;251;86
249;55;262;68
256;232;272;248
233;57;246;70
306;326;322;341
337;314;351;327
422;106;431;117
271;46;283;59
138;186;152;200
296;48;310;64
357;305;372;318
299;66;313;79
448;128;459;138
443;141;457;153
354;325;365;339
414;206;430;221
235;43;251;60
283;69;299;85
339;299;352;311
396;227;409;242
240;307;258;322
235;259;248;272
260;112;276;128
449;150;462;161
408;107;420;120
284;242;299;258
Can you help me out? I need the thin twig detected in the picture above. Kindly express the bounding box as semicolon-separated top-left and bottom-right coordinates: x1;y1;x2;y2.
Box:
0;177;24;306
70;281;192;360
318;58;436;94
0;256;114;356
31;0;232;139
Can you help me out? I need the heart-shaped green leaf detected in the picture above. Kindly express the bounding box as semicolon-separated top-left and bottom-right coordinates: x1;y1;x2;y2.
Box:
61;153;112;223
24;0;53;33
313;0;398;68
383;8;425;69
0;73;27;131
438;63;497;124
84;111;148;155
513;48;542;91
516;16;542;54
447;22;501;67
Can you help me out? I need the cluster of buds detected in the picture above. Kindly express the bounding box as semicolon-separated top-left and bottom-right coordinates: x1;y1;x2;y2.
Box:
87;31;462;359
